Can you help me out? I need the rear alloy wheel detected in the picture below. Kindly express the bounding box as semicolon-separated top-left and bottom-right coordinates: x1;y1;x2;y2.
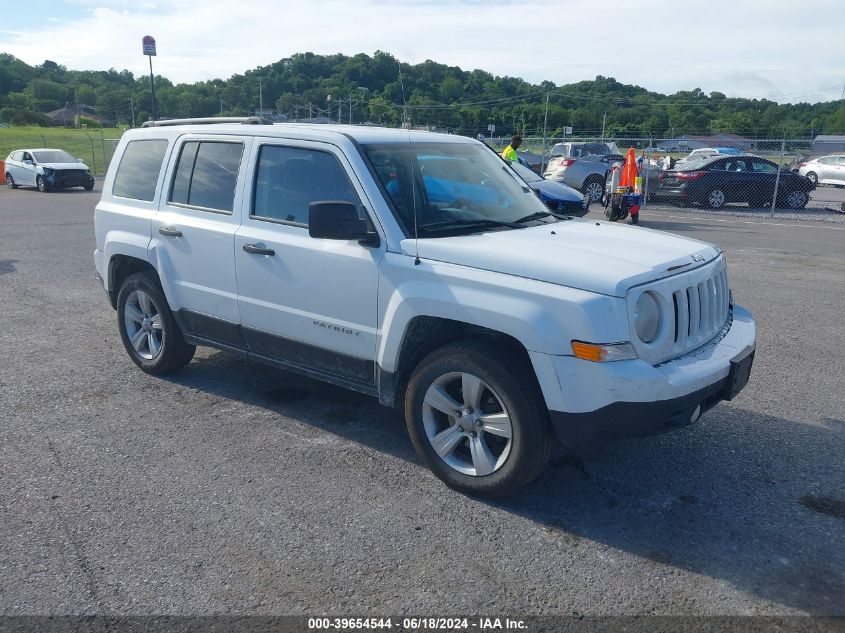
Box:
5;174;16;189
784;190;809;210
582;177;605;203
706;188;726;209
117;272;195;374
36;175;50;193
405;340;552;497
806;172;818;186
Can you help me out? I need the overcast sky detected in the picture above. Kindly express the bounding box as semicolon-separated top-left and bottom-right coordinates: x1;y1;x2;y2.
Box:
3;0;844;104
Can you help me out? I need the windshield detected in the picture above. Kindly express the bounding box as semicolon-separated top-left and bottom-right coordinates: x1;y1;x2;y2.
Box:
32;150;78;164
510;160;543;183
363;142;553;237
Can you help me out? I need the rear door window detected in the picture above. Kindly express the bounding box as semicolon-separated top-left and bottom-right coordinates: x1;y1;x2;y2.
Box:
112;139;169;201
169;140;243;213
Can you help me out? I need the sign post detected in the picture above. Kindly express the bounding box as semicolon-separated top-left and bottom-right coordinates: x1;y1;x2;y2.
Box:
487;123;495;139
142;35;157;121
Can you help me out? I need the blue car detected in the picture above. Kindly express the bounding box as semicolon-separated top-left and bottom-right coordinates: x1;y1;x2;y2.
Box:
512;159;589;216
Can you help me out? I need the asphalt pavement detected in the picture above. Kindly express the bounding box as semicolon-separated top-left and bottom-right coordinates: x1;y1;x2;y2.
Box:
1;186;843;618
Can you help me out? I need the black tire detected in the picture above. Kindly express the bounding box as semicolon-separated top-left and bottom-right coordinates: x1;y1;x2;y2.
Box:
84;183;95;191
806;172;818;186
5;174;16;189
781;190;809;210
705;188;726;209
116;271;195;375
36;175;50;193
404;339;553;497
581;176;605;203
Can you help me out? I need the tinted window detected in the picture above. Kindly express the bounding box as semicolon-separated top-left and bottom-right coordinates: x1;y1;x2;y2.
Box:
252;145;358;225
113;140;168;202
818;157;835;165
169;141;243;212
749;159;777;173
838;157;845;166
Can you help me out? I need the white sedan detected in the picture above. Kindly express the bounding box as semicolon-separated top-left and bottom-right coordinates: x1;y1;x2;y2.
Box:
798;155;845;187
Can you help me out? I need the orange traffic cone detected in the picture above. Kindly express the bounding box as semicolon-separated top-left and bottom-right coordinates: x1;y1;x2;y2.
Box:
619;147;638;189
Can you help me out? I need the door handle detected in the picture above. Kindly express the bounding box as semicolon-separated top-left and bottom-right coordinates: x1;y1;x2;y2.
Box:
158;226;182;237
243;243;275;256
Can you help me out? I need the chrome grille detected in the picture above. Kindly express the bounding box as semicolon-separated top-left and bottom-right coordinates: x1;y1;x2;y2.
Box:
627;256;730;365
670;267;729;356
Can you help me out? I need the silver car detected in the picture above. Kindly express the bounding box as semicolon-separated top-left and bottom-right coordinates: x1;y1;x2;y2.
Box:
543;142;623;203
798;155;845;187
4;148;95;192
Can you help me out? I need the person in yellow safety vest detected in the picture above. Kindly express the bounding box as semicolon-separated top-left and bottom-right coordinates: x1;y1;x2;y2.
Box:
501;135;522;162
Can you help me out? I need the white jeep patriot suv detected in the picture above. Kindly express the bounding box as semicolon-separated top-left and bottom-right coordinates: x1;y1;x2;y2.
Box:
94;118;756;496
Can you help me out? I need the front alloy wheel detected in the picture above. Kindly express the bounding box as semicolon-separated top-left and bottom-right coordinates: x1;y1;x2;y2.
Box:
422;372;513;476
36;175;49;193
405;340;552;497
785;190;809;210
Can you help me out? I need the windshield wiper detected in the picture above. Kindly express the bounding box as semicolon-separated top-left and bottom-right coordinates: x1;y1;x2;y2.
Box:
513;210;570;224
418;218;523;233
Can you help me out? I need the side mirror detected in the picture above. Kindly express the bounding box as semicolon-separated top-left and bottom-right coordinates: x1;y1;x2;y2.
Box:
309;201;378;246
23;159;34;165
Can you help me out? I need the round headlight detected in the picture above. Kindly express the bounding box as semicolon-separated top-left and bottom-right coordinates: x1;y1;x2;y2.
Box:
634;291;661;343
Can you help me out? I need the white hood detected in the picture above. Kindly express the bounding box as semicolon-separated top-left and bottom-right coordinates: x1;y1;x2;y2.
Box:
401;219;720;297
40;161;90;171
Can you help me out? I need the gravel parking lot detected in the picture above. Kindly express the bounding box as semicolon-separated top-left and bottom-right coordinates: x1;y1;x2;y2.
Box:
1;186;843;619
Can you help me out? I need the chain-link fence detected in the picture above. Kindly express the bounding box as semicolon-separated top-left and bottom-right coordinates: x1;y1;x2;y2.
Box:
0;129;123;177
485;135;843;213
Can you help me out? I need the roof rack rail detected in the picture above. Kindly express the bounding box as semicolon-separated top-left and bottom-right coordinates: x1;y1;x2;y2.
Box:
140;116;273;128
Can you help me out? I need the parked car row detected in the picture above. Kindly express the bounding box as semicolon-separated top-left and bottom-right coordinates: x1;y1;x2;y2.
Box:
538;142;819;210
4;148;95;192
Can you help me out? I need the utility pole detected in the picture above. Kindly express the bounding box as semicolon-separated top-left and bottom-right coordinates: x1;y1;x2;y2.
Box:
258;78;264;114
601;110;607;141
130;98;135;128
541;93;550;173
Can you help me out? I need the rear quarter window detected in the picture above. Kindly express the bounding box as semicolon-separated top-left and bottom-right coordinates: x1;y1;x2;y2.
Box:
112;139;169;202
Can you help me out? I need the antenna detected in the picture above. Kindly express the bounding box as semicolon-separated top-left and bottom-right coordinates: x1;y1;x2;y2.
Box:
397;61;420;265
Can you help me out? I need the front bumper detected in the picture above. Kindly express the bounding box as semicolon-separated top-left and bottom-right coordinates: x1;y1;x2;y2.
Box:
46;170;94;189
530;304;756;450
